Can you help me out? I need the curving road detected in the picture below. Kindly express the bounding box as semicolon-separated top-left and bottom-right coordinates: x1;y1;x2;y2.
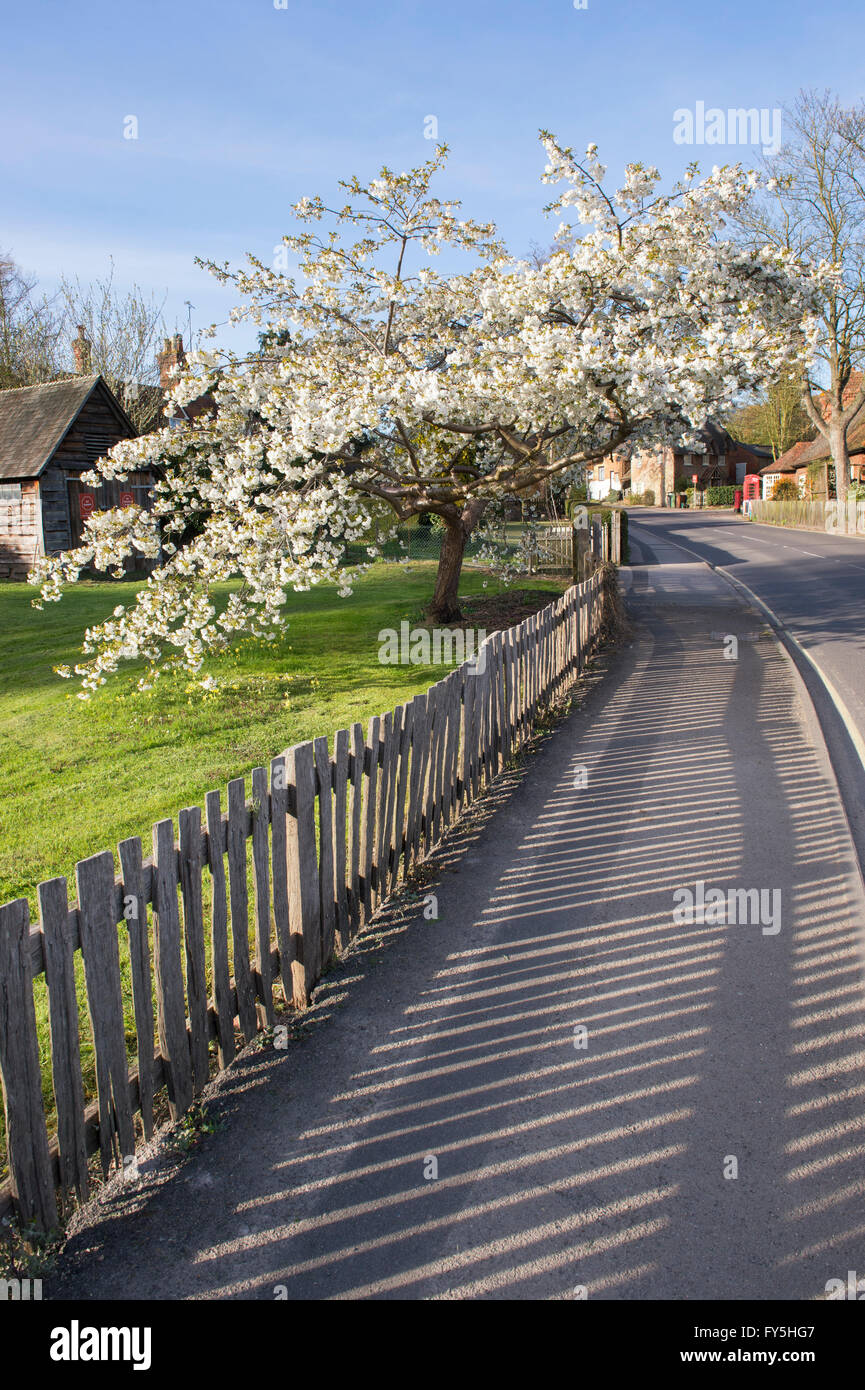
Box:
628;509;865;878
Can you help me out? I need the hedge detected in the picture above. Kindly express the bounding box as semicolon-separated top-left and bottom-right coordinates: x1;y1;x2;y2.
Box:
685;485;736;507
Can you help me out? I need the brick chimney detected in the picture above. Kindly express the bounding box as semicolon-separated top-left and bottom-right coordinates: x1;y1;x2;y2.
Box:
72;325;92;374
157;333;186;390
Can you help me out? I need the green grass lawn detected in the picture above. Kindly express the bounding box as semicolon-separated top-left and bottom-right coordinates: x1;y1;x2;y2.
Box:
0;560;563;916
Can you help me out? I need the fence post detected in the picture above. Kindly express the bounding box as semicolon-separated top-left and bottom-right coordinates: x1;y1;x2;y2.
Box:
0;899;59;1232
285;740;320;1007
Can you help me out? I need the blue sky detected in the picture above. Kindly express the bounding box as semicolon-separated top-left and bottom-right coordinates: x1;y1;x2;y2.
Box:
2;0;864;357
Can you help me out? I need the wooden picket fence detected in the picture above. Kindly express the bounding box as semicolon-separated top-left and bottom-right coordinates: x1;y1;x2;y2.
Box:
0;567;609;1233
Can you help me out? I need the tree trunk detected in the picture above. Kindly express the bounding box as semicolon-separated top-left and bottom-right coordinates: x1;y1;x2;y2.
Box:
429;518;468;622
830;422;850;510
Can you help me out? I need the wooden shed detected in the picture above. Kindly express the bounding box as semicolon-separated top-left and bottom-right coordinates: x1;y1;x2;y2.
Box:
0;374;150;578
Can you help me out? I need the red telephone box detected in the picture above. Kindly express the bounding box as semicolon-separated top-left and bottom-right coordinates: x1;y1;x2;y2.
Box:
742;474;761;502
742;474;761;516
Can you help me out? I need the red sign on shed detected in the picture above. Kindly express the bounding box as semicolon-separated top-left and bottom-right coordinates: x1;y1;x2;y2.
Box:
119;490;134;508
79;492;96;520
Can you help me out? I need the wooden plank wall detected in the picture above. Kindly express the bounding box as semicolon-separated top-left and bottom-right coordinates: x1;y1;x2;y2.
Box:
0;565;610;1230
0;481;40;577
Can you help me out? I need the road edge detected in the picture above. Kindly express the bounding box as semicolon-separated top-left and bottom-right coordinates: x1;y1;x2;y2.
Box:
628;519;865;899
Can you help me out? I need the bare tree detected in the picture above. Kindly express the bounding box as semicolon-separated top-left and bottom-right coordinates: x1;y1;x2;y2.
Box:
0;253;64;389
738;89;865;503
726;370;815;459
764;369;816;460
59;260;168;431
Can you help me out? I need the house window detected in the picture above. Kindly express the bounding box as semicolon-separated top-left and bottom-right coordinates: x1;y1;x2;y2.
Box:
598;465;605;481
0;484;22;502
611;472;620;489
763;473;779;499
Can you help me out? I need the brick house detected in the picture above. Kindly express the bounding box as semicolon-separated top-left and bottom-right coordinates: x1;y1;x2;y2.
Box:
585;450;630;501
762;376;865;498
0;374;150;578
588;422;771;503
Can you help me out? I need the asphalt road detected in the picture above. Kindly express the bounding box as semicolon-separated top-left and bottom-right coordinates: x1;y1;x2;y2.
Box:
49;544;865;1301
628;509;865;877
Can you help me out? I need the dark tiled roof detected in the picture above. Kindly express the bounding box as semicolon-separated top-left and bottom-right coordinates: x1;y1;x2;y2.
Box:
762;439;814;474
679;422;770;458
0;375;134;481
729;438;773;460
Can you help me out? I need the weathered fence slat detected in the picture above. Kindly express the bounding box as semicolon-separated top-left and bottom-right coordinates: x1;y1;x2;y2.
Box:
151;824;194;1120
509;628;521;749
118;837;155;1140
436;678;451;830
530;614;539;722
431;680;447;841
0;899;58;1230
498;633;512;768
470;660;483;799
378;709;400;902
360;715;380;919
460;674;473;808
205;791;235;1068
251;766;275;1027
270;756;291;1008
489;637;503;777
227;778;258;1044
314;737;336;969
431;680;449;846
423;684;442;855
391;701;413;891
408;695;429;865
178;807;209;1094
39;877;89;1202
348;722;365;938
374;711;394;907
285;741;320;1006
76;851;137;1173
333;729;350;951
441;671;461;831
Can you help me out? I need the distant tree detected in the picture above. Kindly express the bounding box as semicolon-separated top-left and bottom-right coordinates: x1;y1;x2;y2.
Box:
0;253;63;389
725;371;815;457
738;89;865;502
526;231;577;269
59;260;168;431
